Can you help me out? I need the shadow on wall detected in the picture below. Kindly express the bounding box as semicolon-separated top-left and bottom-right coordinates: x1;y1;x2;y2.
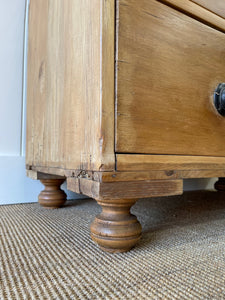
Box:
183;178;216;191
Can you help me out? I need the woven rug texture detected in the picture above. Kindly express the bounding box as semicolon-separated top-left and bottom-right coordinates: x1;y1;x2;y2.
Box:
1;191;225;299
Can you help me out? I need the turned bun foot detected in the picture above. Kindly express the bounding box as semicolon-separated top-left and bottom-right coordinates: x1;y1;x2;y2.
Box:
38;179;67;208
215;178;225;191
91;199;142;253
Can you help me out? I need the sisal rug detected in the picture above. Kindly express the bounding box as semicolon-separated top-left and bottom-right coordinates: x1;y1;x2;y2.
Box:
1;191;225;299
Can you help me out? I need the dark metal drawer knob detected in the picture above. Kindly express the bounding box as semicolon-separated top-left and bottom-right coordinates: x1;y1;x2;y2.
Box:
214;83;225;116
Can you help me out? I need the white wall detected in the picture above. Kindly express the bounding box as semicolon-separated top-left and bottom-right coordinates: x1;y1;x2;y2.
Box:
0;0;42;205
0;0;80;205
0;1;216;205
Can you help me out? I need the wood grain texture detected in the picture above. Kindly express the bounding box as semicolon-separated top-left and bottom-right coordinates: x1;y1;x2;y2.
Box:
116;0;225;157
98;169;225;182
26;0;115;172
117;155;225;171
27;165;225;183
191;0;225;20
38;179;67;208
158;0;225;33
90;198;142;253
67;177;183;199
29;165;177;182
26;170;65;180
27;166;69;178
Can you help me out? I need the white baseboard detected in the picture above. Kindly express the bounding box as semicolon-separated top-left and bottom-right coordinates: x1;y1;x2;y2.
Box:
0;156;83;205
0;156;41;205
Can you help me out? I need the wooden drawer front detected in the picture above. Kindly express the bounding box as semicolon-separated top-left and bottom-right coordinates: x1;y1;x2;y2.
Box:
116;0;225;157
192;0;225;20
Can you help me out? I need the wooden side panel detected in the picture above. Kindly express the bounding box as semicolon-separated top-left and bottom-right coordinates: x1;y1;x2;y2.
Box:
26;0;115;172
191;0;225;19
116;0;225;156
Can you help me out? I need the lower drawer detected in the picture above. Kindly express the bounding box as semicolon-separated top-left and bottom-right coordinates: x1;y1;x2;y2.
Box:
116;0;225;157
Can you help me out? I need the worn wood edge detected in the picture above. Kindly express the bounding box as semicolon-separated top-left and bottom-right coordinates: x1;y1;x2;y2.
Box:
26;157;115;176
26;165;105;179
80;0;116;171
26;166;68;177
26;170;65;180
67;177;100;199
99;170;224;182
157;0;225;33
67;177;183;200
27;165;223;183
98;0;116;171
116;154;225;171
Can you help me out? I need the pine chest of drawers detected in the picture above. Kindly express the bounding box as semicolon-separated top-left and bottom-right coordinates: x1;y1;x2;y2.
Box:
26;0;225;252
